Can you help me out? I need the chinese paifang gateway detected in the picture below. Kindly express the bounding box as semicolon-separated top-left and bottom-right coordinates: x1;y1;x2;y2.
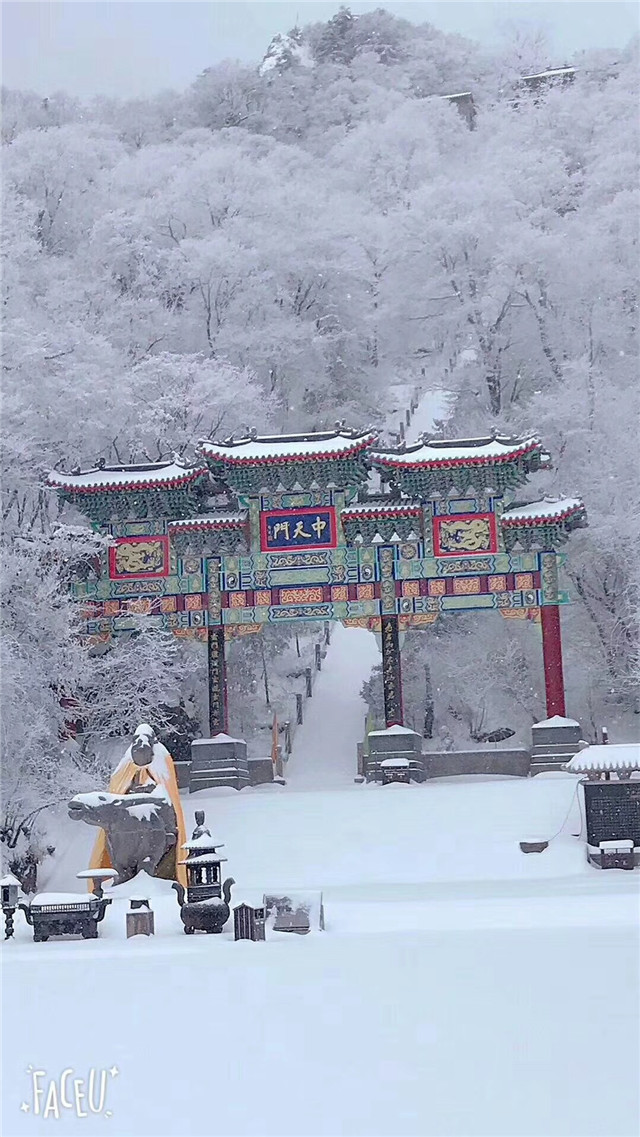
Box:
47;427;587;737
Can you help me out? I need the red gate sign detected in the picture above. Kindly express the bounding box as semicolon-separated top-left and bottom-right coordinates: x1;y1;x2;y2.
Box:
260;507;337;552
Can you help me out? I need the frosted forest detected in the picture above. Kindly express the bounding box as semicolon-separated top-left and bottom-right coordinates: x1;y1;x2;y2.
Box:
2;7;639;880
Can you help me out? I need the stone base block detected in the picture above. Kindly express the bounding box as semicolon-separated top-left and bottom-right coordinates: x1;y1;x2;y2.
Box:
174;760;191;790
248;758;274;786
189;736;249;792
364;726;423;783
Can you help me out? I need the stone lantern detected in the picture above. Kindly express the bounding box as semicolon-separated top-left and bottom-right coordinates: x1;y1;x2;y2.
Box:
180;810;227;904
173;811;235;934
1;873;20;939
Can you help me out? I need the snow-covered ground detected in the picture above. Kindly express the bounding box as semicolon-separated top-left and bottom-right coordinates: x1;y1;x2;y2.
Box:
4;768;639;1137
3;393;638;1136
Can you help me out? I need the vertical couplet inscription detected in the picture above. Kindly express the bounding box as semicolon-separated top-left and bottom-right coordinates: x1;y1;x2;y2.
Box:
381;615;404;728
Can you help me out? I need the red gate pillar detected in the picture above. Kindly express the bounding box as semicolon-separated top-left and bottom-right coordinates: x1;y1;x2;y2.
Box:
381;615;404;727
540;604;566;718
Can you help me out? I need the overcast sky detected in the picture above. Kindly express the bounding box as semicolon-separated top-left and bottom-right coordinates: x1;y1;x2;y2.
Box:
2;1;638;99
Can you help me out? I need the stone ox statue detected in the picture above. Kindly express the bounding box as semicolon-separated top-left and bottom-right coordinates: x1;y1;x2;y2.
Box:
68;785;177;885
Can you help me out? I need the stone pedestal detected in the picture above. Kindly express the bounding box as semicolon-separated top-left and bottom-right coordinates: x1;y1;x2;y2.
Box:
364;726;422;782
530;715;582;774
173;761;191;790
248;757;274;786
189;735;250;792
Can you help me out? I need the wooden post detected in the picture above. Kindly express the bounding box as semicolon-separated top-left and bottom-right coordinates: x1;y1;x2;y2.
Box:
305;667;312;697
315;642;322;671
381;615;404;727
296;693;303;724
540;604;566;718
207;625;228;736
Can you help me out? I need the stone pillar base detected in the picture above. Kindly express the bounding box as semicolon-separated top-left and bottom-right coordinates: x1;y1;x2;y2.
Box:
189;735;250;792
364;726;422;782
530;717;582;774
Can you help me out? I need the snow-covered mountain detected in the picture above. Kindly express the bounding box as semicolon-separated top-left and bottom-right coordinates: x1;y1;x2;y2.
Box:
259;31;314;77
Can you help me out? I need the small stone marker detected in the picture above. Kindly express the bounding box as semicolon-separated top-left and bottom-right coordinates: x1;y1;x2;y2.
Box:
234;903;266;941
519;839;549;854
126;898;154;937
380;757;411;785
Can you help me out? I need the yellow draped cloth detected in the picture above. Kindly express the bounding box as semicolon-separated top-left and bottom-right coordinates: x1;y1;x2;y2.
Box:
88;739;187;888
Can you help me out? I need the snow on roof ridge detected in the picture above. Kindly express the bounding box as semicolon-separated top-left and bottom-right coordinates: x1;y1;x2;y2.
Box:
199;429;378;463
47;460;207;491
372;435;545;467
502;498;584;524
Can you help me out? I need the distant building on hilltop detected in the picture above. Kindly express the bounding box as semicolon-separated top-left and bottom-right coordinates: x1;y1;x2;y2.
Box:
439;91;476;129
519;66;577;93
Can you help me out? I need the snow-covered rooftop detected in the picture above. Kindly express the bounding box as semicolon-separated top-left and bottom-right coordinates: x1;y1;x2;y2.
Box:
0;873;22;887
179;853;227;866
182;833;225;850
372;436;547;469
565;743;640;774
47;461;208;493
521;67;576;80
199;429;377;465
502;499;585;525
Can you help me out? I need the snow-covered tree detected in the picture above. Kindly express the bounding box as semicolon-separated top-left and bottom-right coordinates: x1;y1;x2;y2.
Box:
2;7;638;861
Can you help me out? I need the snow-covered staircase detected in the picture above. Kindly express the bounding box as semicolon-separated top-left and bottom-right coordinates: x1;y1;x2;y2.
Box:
284;623;380;789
